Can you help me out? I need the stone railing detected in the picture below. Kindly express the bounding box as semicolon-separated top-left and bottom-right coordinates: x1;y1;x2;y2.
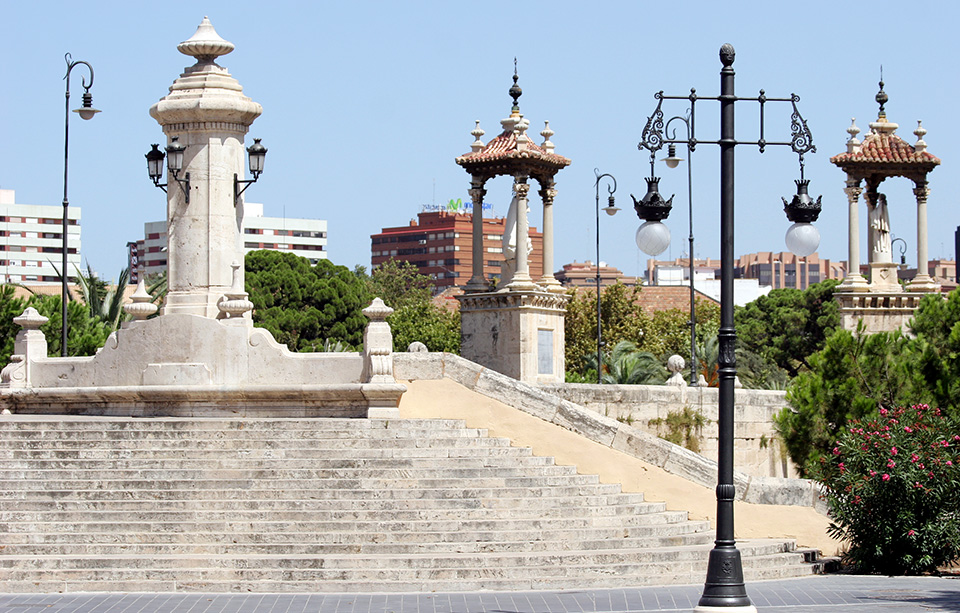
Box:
394;351;825;512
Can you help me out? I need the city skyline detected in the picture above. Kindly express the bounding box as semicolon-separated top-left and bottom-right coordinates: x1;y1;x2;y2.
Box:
2;1;957;284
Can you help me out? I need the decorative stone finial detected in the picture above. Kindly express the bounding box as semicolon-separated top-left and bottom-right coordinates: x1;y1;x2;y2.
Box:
914;120;928;153
362;297;394;321
178;16;235;63
846;118;860;141
666;354;687;388
13;307;48;330
123;279;159;321
541;121;555;153
876;70;888;118
509;58;522;112
470;120;485;153
218;261;253;320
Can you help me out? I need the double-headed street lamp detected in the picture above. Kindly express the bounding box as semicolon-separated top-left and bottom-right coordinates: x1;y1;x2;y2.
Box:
593;170;619;384
634;44;822;611
61;53;100;357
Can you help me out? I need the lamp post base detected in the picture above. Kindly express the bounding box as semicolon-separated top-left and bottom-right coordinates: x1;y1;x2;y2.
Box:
695;605;757;612
695;546;754;610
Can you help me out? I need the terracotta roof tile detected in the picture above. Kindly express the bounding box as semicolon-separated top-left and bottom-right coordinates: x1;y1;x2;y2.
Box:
456;129;571;168
831;131;940;166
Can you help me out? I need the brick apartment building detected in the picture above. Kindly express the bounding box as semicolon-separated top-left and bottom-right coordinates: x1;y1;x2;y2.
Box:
554;260;637;288
647;252;847;291
370;210;543;290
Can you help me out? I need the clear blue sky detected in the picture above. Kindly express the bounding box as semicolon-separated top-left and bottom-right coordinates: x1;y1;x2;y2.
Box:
2;1;957;282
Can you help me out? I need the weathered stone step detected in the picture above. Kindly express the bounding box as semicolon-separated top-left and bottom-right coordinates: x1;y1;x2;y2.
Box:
0;473;605;492
0;418;471;431
0;492;649;512
0;455;557;470
0;483;627;502
0;447;541;461
0;437;517;451
0;532;715;556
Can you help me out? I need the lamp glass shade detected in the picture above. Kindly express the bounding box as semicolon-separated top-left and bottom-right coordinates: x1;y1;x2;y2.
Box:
247;138;267;175
165;138;185;173
636;220;671;256
145;145;165;181
603;205;620;216
785;222;820;257
73;106;101;120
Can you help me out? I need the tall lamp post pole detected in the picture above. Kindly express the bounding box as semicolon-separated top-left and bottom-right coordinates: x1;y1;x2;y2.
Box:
593;170;619;384
662;114;697;385
635;44;822;611
61;53;100;356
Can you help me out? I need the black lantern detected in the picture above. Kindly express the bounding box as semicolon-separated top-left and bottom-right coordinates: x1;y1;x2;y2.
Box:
145;137;190;203
235;138;268;206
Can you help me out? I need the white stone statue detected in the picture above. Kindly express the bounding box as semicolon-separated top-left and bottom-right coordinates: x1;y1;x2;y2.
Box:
501;192;531;283
869;193;892;263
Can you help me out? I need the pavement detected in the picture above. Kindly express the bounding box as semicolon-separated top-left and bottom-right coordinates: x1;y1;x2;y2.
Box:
1;575;958;613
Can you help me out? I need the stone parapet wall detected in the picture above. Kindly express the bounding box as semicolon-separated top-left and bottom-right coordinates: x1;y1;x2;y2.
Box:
394;352;825;512
539;383;797;479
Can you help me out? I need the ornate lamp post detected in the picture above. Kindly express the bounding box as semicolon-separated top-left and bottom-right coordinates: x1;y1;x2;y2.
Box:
593;170;619;384
635;44;821;611
61;54;100;356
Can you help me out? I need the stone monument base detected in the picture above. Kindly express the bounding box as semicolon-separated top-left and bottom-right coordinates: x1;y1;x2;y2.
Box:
836;289;925;334
458;289;568;385
0;309;404;418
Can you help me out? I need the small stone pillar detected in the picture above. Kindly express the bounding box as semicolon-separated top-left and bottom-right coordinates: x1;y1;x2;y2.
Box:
362;298;400;418
0;308;49;388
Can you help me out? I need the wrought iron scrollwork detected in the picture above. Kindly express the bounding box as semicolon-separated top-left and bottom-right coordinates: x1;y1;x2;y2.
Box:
638;92;666;155
789;94;816;177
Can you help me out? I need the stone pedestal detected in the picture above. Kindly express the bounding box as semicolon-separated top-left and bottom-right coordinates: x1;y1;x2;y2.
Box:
458;289;568;384
835;290;925;334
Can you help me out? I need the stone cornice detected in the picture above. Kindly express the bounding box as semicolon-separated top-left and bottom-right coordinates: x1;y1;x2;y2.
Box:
457;289;569;313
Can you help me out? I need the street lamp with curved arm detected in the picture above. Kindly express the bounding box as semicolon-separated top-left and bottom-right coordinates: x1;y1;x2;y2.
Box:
62;53;100;356
593;170;619;384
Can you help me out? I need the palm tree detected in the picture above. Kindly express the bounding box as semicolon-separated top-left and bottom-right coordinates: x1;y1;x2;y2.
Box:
74;265;131;331
585;340;668;385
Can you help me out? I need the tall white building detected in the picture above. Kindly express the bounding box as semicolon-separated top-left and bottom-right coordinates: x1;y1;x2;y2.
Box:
128;202;327;282
0;189;81;284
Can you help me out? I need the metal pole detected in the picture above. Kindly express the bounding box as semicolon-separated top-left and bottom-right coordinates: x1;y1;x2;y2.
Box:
697;43;752;610
686;137;697;386
61;59;73;357
593;171;617;385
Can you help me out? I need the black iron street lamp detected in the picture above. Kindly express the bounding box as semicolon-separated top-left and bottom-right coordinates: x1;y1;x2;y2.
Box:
593;170;619;384
661;114;698;386
234;138;268;206
145;137;191;203
61;53;100;357
635;44;822;611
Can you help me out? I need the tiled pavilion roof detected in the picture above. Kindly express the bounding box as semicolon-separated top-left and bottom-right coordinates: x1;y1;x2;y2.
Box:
830;129;940;167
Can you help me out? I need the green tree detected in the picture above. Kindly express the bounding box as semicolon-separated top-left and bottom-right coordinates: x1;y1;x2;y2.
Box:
778;323;913;476
0;285;28;366
564;283;648;376
735;279;840;378
389;301;461;353
585;340;667;385
245;250;370;352
365;259;434;310
28;293;113;358
75;265;131;330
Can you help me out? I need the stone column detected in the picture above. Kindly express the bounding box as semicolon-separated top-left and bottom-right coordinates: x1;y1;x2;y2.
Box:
149;17;262;319
507;178;536;289
908;181;938;291
465;177;488;292
839;177;868;290
538;181;562;290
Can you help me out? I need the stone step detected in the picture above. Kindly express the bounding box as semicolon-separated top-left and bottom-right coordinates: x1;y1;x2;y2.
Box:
0;530;716;560
0;447;540;460
0;437;518;451
0;493;649;512
0;456;558;470
0;418;471;431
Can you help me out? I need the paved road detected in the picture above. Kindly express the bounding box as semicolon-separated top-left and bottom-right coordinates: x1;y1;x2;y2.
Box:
1;575;958;612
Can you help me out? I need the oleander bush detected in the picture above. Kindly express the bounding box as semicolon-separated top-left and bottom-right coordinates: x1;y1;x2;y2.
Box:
810;404;960;575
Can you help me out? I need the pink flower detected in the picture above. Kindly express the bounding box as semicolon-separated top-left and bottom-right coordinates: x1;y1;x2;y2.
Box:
953;435;959;441
839;462;846;473
947;461;953;466
911;454;920;463
880;408;888;416
887;459;896;468
869;470;877;477
905;426;913;433
908;530;916;536
891;447;898;456
882;473;891;481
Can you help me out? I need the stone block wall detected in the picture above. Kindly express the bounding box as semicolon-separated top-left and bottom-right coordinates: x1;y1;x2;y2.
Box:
540;383;797;479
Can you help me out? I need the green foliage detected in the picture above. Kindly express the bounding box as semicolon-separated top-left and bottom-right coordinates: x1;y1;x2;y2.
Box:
365;259;435;311
778;323;912;475
584;340;667;385
650;406;709;452
564;284;648;375
735;280;840;378
902;291;960;412
363;258;460;353
810;405;960;574
74;265;131;330
28;293;112;358
388;301;461;353
245;250;370;352
0;285;28;365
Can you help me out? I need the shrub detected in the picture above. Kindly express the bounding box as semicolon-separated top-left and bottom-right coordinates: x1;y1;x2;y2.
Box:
810;404;960;574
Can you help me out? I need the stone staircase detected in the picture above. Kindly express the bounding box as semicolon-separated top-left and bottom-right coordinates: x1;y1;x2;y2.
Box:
0;417;825;592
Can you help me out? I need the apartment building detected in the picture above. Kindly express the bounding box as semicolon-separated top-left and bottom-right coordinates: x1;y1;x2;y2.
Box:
0;189;81;284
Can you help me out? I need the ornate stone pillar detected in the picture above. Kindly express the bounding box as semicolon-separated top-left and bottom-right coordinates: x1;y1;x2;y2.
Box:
538;181;562;290
149;17;262;319
839;177;868;290
465;177;488;292
908;181;938;291
507;177;536;289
